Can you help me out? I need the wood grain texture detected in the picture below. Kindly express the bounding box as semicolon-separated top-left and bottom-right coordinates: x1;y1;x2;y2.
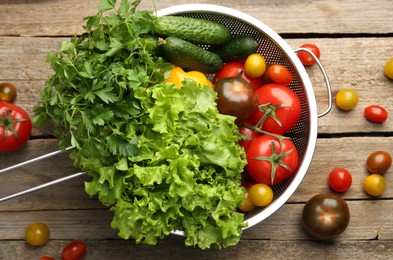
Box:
1;0;393;259
1;0;393;36
1;240;393;260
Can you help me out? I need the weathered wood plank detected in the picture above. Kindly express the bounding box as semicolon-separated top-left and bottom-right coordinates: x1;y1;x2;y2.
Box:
1;36;392;136
1;239;392;260
1;199;392;241
1;136;392;211
1;0;393;36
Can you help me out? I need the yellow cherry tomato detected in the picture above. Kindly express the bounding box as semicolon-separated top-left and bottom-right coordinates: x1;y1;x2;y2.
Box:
244;53;266;78
363;174;386;197
384;58;393;79
165;66;213;88
25;222;50;246
248;183;274;207
335;88;358;111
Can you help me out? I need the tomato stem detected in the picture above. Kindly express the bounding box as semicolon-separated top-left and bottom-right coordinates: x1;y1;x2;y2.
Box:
241;123;290;142
255;102;288;129
0;108;27;141
253;139;294;184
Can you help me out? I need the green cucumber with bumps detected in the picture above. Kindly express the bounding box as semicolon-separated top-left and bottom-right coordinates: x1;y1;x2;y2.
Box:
162;36;223;74
213;35;259;62
154;16;231;45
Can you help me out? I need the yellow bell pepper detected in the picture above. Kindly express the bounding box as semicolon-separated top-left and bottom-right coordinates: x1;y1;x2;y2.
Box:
165;66;213;88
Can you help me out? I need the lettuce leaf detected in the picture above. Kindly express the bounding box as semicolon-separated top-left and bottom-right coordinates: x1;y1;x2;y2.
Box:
71;82;247;249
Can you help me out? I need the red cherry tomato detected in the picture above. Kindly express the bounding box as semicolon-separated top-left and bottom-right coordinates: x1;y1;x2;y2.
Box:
364;105;388;123
214;60;263;90
266;64;293;85
328;168;353;193
40;257;56;260
297;43;321;66
250;84;301;135
62;241;87;260
246;135;299;185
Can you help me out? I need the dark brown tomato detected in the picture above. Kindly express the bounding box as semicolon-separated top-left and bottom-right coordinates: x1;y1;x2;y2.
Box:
302;193;350;240
215;76;257;124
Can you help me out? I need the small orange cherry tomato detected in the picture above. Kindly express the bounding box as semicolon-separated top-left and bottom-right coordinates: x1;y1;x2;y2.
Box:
266;64;293;85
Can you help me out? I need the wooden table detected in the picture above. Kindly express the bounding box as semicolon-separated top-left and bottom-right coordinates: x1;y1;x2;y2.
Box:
1;0;393;259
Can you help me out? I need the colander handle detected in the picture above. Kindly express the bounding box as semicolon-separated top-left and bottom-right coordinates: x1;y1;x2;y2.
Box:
294;48;332;118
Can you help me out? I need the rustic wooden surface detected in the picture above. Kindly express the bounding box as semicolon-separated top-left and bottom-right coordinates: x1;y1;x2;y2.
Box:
1;0;393;259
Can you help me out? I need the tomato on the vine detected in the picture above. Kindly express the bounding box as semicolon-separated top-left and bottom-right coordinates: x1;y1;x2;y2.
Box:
335;88;358;111
0;102;32;152
0;82;17;103
328;167;352;193
215;76;257;124
366;150;392;174
364;105;388;123
238;124;261;149
246;134;299;185
248;183;274;207
244;53;266;78
214;60;263;90
264;64;293;85
302;193;350;240
250;83;301;135
25;222;50;246
363;174;386;197
297;43;321;66
62;241;87;260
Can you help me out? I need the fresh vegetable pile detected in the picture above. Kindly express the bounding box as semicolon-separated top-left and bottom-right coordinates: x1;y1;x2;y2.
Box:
33;0;247;249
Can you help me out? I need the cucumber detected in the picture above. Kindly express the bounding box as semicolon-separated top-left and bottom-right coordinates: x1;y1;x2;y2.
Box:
154;16;231;45
162;36;223;74
213;35;259;62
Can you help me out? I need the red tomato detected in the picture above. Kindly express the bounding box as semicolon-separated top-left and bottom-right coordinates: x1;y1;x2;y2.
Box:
62;241;87;260
0;102;32;152
297;43;321;66
215;76;257;124
328;168;352;193
250;84;301;135
364;105;388;123
238;125;261;149
214;60;263;90
266;64;293;85
246;135;299;185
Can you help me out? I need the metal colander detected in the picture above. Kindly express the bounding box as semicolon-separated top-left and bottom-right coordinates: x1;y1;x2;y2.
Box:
156;4;332;232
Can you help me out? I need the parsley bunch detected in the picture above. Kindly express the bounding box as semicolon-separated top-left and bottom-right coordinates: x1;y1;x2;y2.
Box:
33;0;247;249
34;0;171;156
